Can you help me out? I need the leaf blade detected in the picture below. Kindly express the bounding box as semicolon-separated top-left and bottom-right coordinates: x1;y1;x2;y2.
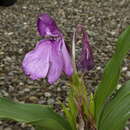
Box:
98;81;130;130
94;26;130;121
0;97;72;130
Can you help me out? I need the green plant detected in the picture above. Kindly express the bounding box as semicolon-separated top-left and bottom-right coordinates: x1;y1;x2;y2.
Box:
0;14;130;130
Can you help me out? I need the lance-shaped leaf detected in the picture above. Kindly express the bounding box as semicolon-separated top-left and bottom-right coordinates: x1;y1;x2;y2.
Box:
0;98;72;130
94;26;130;122
98;81;130;130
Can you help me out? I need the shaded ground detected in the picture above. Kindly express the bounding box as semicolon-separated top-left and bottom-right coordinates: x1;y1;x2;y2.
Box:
0;0;130;129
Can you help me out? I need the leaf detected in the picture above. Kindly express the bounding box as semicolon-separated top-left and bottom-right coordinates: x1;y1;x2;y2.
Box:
62;92;78;130
0;97;72;130
94;26;130;121
98;81;130;130
89;93;95;117
62;73;82;130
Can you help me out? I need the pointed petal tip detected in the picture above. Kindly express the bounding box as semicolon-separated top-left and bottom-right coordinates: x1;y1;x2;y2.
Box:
48;79;55;84
61;39;74;76
65;67;73;76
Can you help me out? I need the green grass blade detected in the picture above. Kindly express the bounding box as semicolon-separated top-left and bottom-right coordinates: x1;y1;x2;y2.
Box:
94;26;130;121
98;81;130;130
0;97;72;130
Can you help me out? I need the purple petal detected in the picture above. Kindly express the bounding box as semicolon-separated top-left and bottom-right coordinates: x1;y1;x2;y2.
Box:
47;40;63;84
78;32;94;70
22;40;51;80
37;13;61;37
62;39;73;76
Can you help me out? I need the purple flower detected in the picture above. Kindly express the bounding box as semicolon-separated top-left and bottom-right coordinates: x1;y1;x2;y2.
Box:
77;25;94;70
22;14;73;84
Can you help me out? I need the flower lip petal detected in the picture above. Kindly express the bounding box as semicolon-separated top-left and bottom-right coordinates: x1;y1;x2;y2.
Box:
47;40;64;84
37;13;62;37
22;40;52;80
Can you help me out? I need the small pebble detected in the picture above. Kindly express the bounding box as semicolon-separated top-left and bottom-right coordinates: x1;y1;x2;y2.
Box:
96;66;101;70
49;85;55;89
4;127;12;130
44;92;51;97
31;127;35;130
125;127;129;130
27;85;34;89
27;80;34;84
22;6;27;9
0;121;2;125
117;84;122;89
21;123;26;128
8;85;14;91
38;100;46;104
19;82;24;86
62;85;67;90
111;31;116;35
47;98;55;105
0;51;4;55
24;88;30;92
29;96;39;103
69;0;73;2
127;71;130;77
122;67;128;72
0;126;3;130
23;22;27;25
1;90;9;96
4;32;13;36
57;87;61;92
